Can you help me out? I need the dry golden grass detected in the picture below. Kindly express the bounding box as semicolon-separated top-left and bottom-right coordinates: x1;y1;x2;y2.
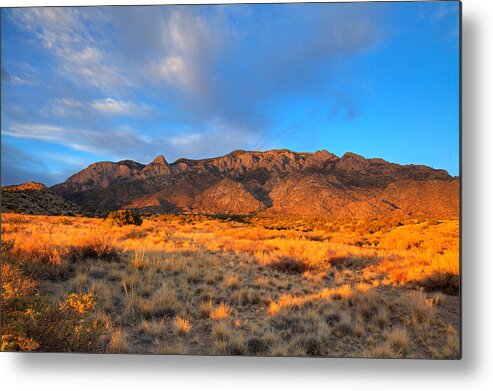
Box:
209;303;231;321
137;319;166;338
108;329;131;353
1;213;460;357
385;327;410;354
172;316;192;336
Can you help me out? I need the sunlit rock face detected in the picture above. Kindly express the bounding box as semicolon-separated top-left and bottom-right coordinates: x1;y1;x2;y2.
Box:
50;149;458;218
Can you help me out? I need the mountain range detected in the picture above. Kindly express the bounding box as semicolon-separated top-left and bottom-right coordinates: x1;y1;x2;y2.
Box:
43;149;459;219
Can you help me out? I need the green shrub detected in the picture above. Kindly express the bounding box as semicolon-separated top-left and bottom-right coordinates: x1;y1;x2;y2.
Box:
107;209;143;227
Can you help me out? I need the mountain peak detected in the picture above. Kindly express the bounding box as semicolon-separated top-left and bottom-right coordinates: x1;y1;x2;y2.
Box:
337;152;369;173
341;152;366;161
151;155;168;165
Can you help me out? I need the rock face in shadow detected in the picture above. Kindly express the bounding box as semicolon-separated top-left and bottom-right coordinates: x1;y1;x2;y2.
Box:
50;149;459;218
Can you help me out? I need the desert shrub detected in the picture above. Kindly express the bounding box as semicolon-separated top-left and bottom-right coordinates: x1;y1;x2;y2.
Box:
332;311;354;336
4;239;71;281
123;228;147;240
212;321;232;341
385;327;410;353
405;290;435;325
246;336;270;355
65;239;120;263
223;273;240;289
419;272;459;295
270;311;306;333
108;329;131;353
172;316;192;335
209;303;231;321
128;283;182;320
1;262;38;300
1;239;15;254
199;300;214;317
213;334;246;355
107;209;143;227
1;291;105;352
12;242;63;266
270;256;308;274
297;335;324;356
1;242;106;352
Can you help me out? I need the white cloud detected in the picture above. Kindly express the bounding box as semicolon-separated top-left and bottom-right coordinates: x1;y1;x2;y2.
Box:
90;98;152;116
70;46;103;63
158;56;196;90
169;133;203;146
167;10;218;55
149;9;227;95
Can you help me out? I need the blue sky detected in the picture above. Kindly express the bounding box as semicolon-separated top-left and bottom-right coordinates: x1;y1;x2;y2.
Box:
1;2;460;186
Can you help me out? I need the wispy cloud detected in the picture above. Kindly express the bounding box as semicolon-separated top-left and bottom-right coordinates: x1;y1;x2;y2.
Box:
47;98;85;118
46;97;153;121
432;2;459;21
90;98;152;116
417;1;459;23
4;123;150;157
8;7;130;93
2;65;31;86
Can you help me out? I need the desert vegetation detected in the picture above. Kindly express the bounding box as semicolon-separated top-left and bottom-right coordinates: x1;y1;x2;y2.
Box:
1;212;459;357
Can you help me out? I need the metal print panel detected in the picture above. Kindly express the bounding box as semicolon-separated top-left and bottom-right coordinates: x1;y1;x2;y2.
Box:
0;1;461;358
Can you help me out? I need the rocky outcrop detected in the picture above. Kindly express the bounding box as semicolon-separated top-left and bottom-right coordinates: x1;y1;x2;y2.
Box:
193;178;264;214
336;152;370;174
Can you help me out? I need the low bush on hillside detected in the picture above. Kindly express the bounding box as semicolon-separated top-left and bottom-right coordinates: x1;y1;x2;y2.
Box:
107;209;143;227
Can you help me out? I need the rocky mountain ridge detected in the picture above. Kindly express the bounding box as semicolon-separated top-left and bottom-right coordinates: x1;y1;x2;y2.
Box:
49;149;459;219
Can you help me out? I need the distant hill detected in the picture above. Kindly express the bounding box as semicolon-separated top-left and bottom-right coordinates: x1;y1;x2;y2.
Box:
1;181;85;216
49;149;459;219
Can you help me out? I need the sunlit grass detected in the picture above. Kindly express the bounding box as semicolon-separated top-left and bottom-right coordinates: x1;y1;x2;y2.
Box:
1;212;459;357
